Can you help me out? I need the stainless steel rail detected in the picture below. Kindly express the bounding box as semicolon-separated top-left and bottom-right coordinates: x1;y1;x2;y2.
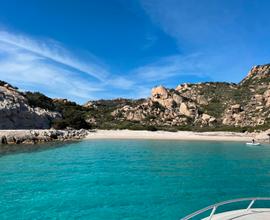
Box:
181;197;270;220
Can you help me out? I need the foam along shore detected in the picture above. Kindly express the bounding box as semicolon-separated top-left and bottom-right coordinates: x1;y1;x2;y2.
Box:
85;130;268;142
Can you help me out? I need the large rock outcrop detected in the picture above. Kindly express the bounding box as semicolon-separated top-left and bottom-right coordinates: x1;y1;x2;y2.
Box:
0;129;89;145
0;83;61;129
111;84;215;128
241;64;270;85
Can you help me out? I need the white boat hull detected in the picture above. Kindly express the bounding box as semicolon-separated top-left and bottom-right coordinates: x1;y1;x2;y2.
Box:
203;208;270;220
246;143;261;146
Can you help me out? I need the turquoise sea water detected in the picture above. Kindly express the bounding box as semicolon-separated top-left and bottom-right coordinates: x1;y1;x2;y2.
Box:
1;140;270;220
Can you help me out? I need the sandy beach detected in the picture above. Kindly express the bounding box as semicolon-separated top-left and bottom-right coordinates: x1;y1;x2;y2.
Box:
0;129;269;144
85;130;261;142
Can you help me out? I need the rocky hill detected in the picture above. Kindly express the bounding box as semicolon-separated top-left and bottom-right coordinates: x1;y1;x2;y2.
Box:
1;64;270;132
0;81;61;129
89;64;270;132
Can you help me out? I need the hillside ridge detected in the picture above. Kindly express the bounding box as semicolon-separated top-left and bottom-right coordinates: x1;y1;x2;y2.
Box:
1;63;270;132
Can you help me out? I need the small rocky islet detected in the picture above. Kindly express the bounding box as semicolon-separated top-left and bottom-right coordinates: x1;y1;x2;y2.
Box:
1;64;270;144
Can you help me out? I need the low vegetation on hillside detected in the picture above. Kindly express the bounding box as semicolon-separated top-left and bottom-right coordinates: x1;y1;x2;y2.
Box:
2;64;270;132
24;92;91;130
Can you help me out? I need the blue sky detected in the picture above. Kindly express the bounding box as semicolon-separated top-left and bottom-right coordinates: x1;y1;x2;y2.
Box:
0;0;270;103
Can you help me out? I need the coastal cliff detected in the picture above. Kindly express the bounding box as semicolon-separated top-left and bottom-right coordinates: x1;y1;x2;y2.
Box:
1;64;270;133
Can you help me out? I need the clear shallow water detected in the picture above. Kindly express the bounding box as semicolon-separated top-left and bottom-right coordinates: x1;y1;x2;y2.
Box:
1;140;270;220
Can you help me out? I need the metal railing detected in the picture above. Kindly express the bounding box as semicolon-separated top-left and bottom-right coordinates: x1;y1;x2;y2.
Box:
181;197;270;220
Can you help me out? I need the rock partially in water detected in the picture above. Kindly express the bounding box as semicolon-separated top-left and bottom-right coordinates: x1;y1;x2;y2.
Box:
0;129;89;145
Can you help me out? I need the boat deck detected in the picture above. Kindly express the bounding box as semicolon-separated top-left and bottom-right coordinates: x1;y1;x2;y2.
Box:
203;208;270;220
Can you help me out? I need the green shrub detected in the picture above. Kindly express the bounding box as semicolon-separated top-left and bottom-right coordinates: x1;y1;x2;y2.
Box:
51;119;68;130
24;92;55;110
146;125;158;131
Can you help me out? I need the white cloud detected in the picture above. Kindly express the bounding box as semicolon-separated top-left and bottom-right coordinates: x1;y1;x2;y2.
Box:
0;31;108;81
0;48;103;101
132;53;211;82
0;28;213;103
0;30;136;103
139;0;259;83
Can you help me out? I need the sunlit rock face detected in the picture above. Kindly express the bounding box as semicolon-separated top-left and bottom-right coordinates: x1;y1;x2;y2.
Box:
0;83;61;129
241;64;270;85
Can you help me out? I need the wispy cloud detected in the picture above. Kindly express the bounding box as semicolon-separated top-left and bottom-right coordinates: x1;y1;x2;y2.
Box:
0;30;135;103
0;31;108;81
132;53;211;82
0;28;215;103
140;0;264;82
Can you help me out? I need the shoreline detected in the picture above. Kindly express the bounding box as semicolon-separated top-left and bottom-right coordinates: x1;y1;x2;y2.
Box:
85;130;261;142
0;129;269;145
0;129;88;144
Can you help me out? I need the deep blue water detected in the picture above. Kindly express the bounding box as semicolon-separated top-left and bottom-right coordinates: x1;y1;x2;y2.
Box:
1;140;270;220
